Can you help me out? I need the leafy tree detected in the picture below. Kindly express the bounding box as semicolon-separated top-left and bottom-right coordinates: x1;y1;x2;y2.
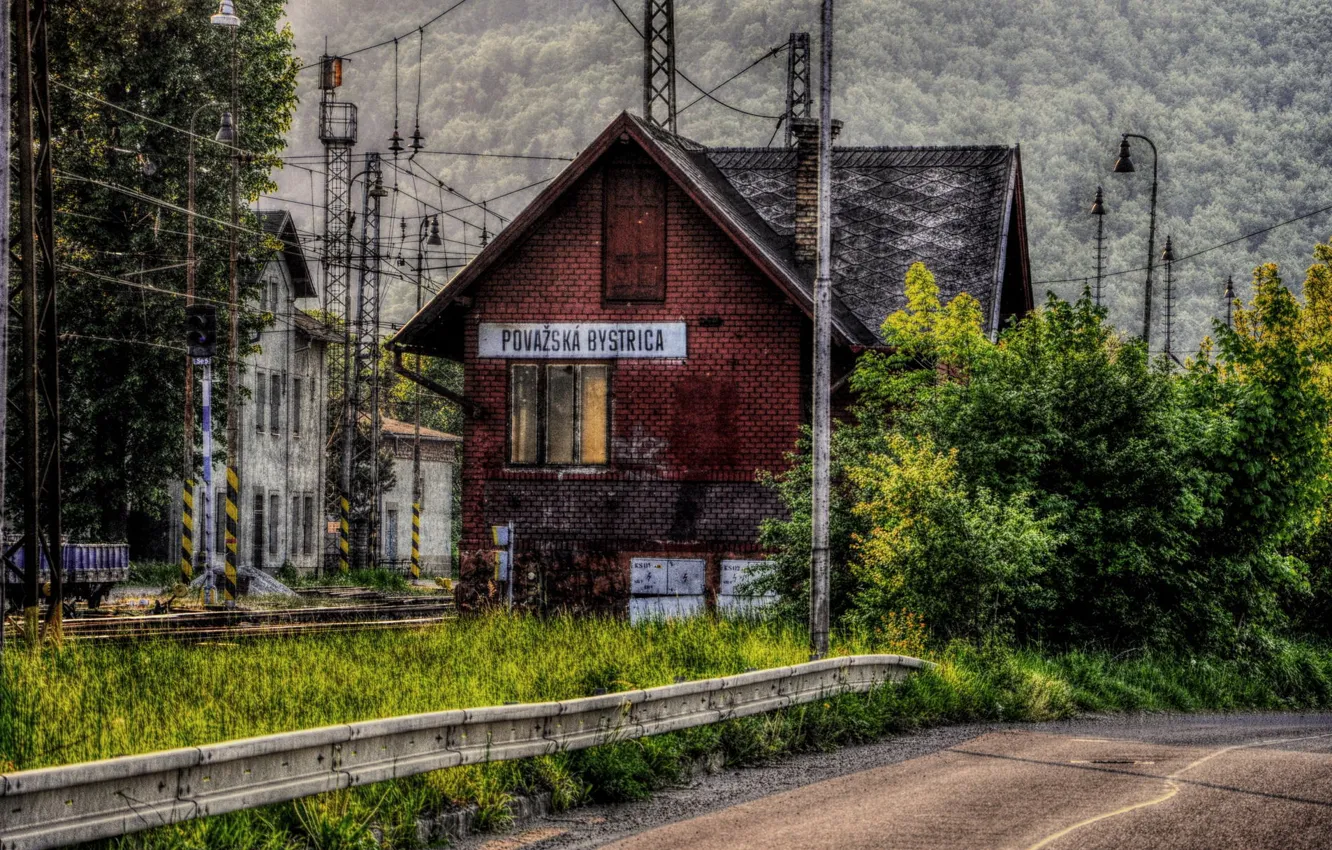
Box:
1181;255;1332;645
13;0;299;547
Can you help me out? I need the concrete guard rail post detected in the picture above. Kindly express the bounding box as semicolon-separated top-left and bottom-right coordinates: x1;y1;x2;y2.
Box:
0;654;930;850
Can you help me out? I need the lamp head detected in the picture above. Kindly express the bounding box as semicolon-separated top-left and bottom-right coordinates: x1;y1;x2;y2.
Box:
214;111;236;144
1224;275;1234;298
210;0;241;28
1090;186;1105;215
1113;137;1135;173
1161;236;1175;264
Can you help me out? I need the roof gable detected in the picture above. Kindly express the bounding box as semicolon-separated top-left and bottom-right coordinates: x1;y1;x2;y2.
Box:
256;209;316;299
392;112;1029;354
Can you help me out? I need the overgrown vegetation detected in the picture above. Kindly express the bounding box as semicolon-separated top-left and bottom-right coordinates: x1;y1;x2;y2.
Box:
6;625;1327;849
760;249;1332;653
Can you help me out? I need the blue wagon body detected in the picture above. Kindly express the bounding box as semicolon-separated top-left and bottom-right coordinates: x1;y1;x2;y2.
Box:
5;543;131;608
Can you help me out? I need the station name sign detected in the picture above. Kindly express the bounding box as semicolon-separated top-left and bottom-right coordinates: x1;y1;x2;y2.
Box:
478;322;687;359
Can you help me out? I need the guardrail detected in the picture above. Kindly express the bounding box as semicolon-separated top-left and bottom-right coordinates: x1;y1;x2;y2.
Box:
0;654;929;850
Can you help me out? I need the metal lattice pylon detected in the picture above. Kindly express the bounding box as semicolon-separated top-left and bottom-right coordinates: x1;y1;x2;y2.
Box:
319;56;357;389
643;0;677;133
346;152;385;569
784;32;811;147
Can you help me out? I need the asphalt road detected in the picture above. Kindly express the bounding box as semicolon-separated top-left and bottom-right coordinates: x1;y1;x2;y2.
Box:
456;714;1332;850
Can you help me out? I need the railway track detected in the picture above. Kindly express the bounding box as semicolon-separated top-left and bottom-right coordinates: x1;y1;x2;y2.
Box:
4;592;455;644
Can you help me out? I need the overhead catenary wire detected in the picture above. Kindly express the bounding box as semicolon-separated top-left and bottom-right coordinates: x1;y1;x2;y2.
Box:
294;0;476;69
605;0;784;121
677;44;787;115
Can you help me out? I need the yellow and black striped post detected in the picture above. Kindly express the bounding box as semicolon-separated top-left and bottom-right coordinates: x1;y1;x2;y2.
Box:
224;466;239;603
410;501;421;579
180;480;195;584
338;496;351;574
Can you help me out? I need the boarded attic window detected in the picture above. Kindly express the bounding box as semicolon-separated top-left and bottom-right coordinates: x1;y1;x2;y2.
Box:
604;163;666;301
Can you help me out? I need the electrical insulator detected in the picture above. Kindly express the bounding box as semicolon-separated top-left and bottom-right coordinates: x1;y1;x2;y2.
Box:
389;129;404;155
410;123;424;153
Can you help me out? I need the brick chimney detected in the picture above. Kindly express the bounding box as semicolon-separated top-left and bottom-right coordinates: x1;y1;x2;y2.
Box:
790;116;841;268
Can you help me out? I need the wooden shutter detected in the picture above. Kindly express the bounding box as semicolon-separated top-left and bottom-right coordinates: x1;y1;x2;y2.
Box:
605;164;666;301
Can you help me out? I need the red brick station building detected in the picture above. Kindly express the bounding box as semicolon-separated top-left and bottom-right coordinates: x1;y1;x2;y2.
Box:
390;112;1032;615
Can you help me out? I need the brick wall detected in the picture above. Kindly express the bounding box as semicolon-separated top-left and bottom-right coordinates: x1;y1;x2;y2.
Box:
451;145;806;609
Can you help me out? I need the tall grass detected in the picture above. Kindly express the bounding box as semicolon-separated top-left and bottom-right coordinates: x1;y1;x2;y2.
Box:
2;619;1330;849
0;614;820;771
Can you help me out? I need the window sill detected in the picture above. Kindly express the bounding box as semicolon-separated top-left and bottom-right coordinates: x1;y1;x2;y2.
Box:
501;465;614;479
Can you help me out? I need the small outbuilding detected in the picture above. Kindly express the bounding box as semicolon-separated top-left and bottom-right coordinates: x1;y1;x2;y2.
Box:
391;112;1031;614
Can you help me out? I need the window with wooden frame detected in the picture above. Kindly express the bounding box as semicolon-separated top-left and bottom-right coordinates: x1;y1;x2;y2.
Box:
604;163;666;301
509;363;609;466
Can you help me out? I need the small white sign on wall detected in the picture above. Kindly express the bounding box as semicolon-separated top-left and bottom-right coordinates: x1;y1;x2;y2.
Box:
478;322;687;359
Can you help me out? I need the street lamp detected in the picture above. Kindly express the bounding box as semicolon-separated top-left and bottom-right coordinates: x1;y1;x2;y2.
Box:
1112;133;1160;344
212;0;241;607
210;0;240;28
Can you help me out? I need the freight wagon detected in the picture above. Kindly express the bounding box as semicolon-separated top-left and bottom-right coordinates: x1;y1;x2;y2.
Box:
3;543;130;611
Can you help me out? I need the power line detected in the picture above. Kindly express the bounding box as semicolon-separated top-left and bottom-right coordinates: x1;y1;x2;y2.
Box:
414;150;575;162
50;80;244;155
1033;202;1332;286
61;332;187;354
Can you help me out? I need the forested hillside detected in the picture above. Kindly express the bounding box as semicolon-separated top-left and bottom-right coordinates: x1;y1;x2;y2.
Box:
275;0;1332;354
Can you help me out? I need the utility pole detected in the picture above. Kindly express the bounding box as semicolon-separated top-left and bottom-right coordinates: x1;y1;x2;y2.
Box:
211;2;242;606
185;307;218;600
1224;275;1235;330
0;0;11;655
15;0;64;645
1090;187;1106;307
810;0;834;659
182;101;222;586
410;217;436;580
1161;236;1176;362
784;32;812;147
643;0;677;133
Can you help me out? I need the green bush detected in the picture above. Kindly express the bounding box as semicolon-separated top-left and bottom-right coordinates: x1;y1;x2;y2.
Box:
762;250;1332;651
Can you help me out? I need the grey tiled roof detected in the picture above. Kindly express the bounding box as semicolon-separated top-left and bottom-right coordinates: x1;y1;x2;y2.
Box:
706;145;1017;342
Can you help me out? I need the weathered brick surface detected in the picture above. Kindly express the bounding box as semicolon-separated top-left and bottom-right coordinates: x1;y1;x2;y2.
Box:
451;146;805;609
